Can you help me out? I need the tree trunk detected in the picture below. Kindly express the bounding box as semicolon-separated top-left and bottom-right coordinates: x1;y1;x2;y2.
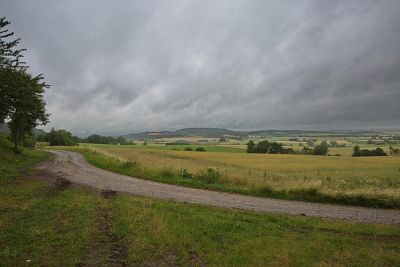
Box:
14;121;18;151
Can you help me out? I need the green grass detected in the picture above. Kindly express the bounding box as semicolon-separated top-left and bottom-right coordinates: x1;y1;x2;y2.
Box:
2;136;400;266
111;196;400;266
0;135;98;266
51;146;400;209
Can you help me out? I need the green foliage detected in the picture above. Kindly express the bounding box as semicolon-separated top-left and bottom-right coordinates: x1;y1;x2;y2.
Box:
178;168;193;179
0;17;26;70
300;141;329;155
86;134;133;145
246;140;255;153
184;147;193;151
301;146;313;154
313;141;329;155
48;128;77;146
195;168;223;184
247;140;294;154
353;145;387;157
5;70;49;150
121;160;136;169
196;146;206;152
1;18;49;151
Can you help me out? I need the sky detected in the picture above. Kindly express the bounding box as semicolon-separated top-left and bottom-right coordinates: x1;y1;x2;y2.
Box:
1;0;400;136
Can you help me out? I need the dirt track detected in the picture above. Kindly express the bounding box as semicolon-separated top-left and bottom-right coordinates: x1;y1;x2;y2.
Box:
38;150;400;225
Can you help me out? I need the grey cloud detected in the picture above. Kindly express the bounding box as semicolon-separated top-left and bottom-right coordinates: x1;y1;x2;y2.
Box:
1;0;399;135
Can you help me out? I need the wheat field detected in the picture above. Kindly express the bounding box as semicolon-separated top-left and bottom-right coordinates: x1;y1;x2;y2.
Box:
82;144;400;201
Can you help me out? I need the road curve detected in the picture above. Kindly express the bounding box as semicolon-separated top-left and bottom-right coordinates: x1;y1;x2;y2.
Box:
38;150;400;225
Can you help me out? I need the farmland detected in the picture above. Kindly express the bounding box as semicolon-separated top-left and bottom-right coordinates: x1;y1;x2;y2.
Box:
54;135;400;208
1;135;400;265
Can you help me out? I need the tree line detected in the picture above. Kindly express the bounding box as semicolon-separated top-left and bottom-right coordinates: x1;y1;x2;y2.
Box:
246;140;329;155
352;146;387;157
0;18;48;151
36;128;135;146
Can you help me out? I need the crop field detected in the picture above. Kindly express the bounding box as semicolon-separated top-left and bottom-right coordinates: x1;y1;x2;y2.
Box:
72;142;400;208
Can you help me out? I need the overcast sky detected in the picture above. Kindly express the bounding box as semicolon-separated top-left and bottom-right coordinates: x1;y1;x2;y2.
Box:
1;0;400;135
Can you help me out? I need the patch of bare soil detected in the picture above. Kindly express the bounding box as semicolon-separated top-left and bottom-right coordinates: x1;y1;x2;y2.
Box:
77;205;127;267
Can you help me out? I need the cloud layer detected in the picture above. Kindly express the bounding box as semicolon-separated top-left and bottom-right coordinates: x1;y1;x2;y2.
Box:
2;0;400;135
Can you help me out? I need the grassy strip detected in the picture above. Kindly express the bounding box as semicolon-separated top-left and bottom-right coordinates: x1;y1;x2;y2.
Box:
57;147;399;209
0;136;97;266
111;195;400;266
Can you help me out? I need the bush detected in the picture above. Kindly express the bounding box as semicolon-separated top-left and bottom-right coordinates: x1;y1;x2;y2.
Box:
301;147;313;155
86;134;130;145
184;147;193;151
313;141;329;155
121;160;136;169
247;140;292;154
48;128;78;146
196;147;206;152
178;168;193;179
352;146;387;157
246;140;256;153
195;168;222;184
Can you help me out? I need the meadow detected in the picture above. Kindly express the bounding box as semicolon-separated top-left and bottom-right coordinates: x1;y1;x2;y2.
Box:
1;135;400;266
57;141;400;208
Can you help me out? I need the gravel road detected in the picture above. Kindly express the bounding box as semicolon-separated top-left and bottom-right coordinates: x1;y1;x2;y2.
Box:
38;150;400;225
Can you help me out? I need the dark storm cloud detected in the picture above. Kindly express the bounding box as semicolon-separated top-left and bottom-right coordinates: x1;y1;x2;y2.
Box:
1;0;399;135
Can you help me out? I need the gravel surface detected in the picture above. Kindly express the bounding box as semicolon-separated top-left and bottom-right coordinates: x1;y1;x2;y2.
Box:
38;150;400;225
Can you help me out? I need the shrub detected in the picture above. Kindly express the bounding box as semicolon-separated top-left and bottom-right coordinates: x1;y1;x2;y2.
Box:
246;140;256;153
195;168;222;184
179;168;193;179
121;160;136;169
160;168;175;178
48;128;78;146
352;146;387;157
196;147;206;152
313;141;329;155
184;147;193;151
247;140;291;154
301;146;313;155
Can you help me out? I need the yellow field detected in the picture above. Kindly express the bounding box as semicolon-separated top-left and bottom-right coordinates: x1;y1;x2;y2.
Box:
84;144;400;200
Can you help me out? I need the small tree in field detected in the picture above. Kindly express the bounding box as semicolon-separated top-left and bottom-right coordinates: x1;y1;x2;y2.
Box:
313;140;328;155
246;140;255;153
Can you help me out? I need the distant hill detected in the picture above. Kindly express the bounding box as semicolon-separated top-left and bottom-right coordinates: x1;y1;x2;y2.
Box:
121;128;326;140
0;124;46;136
174;128;237;137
